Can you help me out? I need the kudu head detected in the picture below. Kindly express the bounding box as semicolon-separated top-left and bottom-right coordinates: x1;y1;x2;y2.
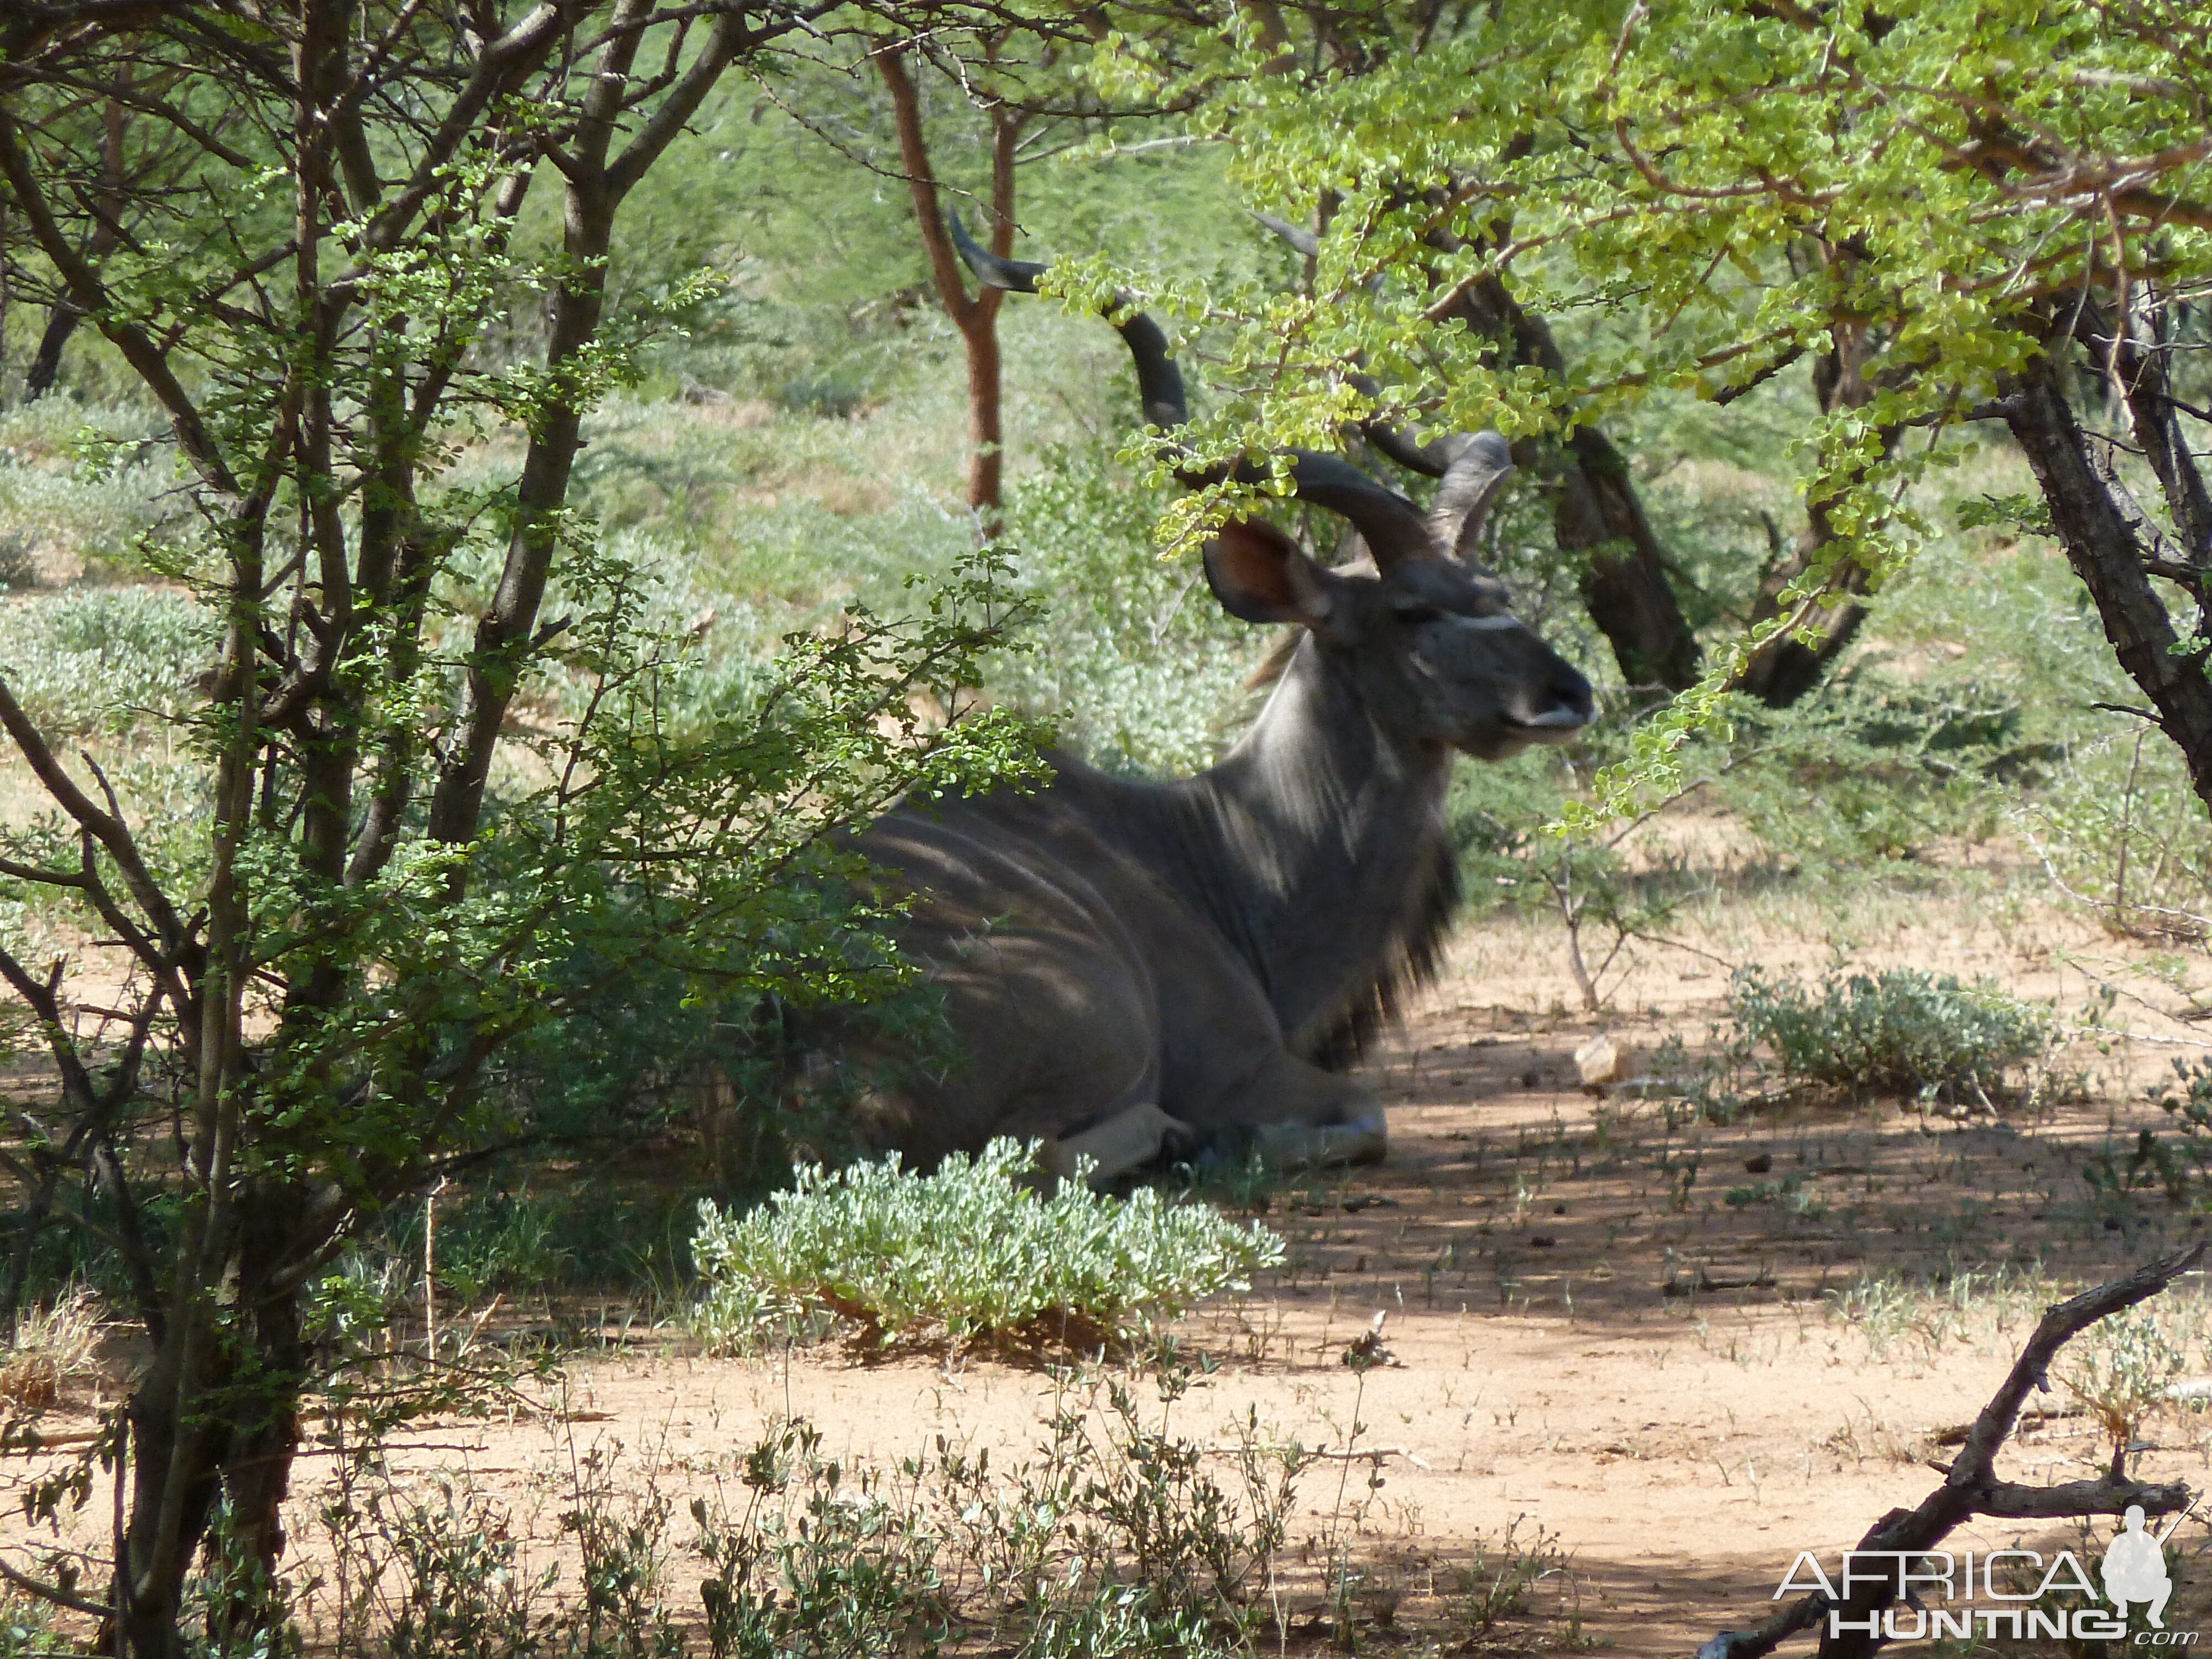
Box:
1201;436;1593;760
951;217;1594;760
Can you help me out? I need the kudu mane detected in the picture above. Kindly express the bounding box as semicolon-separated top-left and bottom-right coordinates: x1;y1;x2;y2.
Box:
1234;634;1461;1069
1308;831;1458;1068
1225;556;1454;1067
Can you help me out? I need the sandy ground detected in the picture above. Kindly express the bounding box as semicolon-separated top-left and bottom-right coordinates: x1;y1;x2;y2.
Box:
10;889;2212;1653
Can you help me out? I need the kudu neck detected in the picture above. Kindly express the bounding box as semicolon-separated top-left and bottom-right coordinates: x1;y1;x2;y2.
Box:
1199;634;1452;1044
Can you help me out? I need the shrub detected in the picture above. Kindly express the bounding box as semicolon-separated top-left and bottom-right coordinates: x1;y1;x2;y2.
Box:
2153;1057;2212;1138
2018;730;2212;942
1706;669;2027;867
294;1354;1303;1659
0;587;211;737
2058;1307;2193;1465
1725;966;2054;1103
689;1139;1284;1352
1446;1518;1577;1645
692;1361;1300;1659
0;1597;71;1658
2094;1060;2212;1212
1446;747;1683;1014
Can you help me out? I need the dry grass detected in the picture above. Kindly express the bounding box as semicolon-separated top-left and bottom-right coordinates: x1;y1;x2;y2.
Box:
0;1288;105;1418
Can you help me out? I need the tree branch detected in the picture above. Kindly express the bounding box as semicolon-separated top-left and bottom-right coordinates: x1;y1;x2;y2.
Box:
1699;1245;2206;1659
0;678;188;955
608;4;802;199
0;104;233;494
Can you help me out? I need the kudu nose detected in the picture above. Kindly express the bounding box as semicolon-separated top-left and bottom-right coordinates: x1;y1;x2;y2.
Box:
1517;660;1594;732
1551;664;1595;727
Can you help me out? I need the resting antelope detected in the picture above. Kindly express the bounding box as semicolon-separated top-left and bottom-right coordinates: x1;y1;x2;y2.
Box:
837;232;1594;1182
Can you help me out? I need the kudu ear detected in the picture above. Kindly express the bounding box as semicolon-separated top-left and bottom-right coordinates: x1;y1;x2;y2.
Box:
1203;520;1338;628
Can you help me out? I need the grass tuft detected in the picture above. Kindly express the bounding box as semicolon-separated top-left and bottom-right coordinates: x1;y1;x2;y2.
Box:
0;1286;105;1417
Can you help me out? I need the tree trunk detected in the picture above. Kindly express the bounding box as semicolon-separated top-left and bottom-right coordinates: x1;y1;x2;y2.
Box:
2002;346;2212;813
1445;274;1702;692
22;305;78;399
962;301;1005;525
24;90;124;401
1552;424;1703;691
112;1208;304;1659
118;1356;219;1658
1730;328;1889;707
879;48;1020;536
1730;497;1874;707
208;1187;309;1645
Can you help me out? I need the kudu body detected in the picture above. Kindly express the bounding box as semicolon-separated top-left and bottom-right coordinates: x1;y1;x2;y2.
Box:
839;234;1593;1181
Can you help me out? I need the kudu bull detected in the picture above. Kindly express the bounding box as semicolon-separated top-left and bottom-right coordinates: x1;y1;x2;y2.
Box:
834;227;1594;1182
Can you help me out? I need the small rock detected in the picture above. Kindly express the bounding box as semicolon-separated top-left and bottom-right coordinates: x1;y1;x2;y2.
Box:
1743;1153;1773;1175
1575;1034;1623;1089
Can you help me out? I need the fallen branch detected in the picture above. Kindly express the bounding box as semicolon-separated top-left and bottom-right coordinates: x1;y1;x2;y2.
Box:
1698;1244;2205;1659
1929;1405;2079;1444
2101;1026;2212;1050
0;1425;101;1454
1664;1269;1776;1297
0;1550;106;1618
1928;1374;2212;1446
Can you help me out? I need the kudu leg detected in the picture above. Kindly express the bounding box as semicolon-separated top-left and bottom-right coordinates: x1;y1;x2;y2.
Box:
1252;1100;1388;1170
1037;1095;1386;1185
1040;1103;1197;1185
1193;1048;1391;1172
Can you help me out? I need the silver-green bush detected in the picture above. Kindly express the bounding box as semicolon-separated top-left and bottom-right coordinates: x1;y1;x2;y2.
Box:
0;587;211;738
690;1139;1284;1351
1726;966;2054;1104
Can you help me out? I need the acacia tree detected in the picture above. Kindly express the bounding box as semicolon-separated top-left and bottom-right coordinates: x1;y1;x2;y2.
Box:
1090;0;2212;752
1241;195;1703;691
0;3;1040;1651
1071;3;1705;693
1115;0;2212;814
1565;0;2212;813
